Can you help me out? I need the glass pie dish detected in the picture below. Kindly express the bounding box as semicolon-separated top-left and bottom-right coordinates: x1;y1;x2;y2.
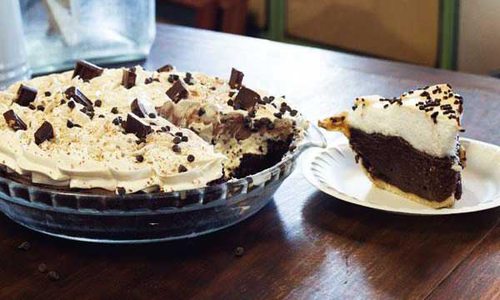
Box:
0;126;326;243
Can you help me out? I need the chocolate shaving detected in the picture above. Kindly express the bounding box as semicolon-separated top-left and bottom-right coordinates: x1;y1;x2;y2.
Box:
72;60;103;82
130;98;155;118
64;87;93;109
157;64;173;72
15;85;37;107
166;81;189;103
3;110;27;131
34;121;54;145
234;87;260;111
124;113;152;138
229;68;244;89
122;69;136;89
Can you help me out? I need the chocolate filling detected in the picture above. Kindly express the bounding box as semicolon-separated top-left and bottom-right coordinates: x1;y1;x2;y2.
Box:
231;136;292;178
349;128;461;202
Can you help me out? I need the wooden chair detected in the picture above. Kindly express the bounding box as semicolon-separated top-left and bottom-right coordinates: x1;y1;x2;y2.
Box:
159;0;248;34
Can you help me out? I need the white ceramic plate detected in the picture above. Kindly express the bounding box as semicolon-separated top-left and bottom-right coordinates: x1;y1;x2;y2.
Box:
303;138;500;215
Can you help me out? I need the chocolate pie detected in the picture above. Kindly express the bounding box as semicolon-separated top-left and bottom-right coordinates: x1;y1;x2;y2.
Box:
0;61;307;194
319;84;466;208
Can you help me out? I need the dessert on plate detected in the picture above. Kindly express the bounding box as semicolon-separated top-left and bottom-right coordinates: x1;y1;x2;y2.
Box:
0;60;307;195
319;84;466;208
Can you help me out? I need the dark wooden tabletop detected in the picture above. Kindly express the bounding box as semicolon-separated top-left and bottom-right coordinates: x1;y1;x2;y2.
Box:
1;24;499;300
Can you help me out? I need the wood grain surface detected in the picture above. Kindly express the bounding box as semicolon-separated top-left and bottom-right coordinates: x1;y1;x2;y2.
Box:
0;24;498;300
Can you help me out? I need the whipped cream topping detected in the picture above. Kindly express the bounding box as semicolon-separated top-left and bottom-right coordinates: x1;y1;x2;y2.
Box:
0;64;306;193
347;84;463;158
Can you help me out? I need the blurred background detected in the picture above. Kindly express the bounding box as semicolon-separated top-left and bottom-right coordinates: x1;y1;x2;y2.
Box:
3;0;499;89
156;0;500;77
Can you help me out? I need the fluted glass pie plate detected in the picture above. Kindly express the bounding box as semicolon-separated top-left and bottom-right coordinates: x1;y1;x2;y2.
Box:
0;126;326;243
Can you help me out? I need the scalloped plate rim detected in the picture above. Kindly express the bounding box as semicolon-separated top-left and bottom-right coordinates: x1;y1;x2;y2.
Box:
303;138;500;216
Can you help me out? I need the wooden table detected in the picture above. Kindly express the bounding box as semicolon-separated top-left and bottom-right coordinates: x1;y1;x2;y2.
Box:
1;24;499;299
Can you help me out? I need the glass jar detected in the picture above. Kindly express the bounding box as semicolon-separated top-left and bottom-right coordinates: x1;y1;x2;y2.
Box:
20;0;156;75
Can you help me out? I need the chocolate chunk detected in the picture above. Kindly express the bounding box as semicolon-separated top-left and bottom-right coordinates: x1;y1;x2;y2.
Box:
130;98;155;118
64;87;93;109
168;74;179;83
72;60;103;82
122;69;136;89
15;85;37;106
157;64;173;72
3;110;27;131
229;68;244;89
234;87;260;111
124;113;152;138
184;72;193;85
34;121;54;145
166;81;189;103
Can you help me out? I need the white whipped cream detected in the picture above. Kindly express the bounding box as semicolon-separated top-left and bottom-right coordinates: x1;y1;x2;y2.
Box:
0;65;306;193
348;84;463;158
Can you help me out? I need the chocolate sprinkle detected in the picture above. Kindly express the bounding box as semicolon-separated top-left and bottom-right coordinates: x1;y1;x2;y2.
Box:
157;64;173;73
172;144;181;153
234;87;260;111
124;114;152;139
178;165;187;173
67;101;75;109
229;68;244;89
187;154;195;162
3;110;27;131
66;120;81;129
15;85;37;107
136;155;144;163
111;107;119;114
122;69;136;89
198;108;206;116
116;187;126;195
431;111;439;124
166;81;189;103
72;60;103;82
34;121;54;145
94;99;102;107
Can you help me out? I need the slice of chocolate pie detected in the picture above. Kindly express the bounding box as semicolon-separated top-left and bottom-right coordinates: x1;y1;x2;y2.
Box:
319;84;466;208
